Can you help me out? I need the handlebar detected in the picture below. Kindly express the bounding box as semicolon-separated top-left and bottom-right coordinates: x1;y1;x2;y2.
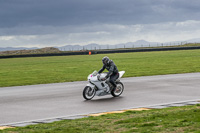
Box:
97;74;100;81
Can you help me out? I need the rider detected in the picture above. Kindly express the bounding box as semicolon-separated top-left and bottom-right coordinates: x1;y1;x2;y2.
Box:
98;56;119;91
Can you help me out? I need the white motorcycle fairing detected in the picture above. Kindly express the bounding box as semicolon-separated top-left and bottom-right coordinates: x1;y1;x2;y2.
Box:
119;71;125;79
87;71;110;96
83;70;125;100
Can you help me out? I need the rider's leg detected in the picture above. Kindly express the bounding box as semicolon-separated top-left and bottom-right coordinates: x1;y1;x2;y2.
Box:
109;73;119;90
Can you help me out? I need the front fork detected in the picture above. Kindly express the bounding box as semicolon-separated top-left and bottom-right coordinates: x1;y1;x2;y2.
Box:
86;83;97;91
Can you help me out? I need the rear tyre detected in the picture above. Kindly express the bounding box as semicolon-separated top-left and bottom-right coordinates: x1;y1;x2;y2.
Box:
83;86;96;100
111;82;124;97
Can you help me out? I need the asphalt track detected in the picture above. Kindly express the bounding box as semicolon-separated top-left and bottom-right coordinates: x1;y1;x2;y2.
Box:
0;73;200;126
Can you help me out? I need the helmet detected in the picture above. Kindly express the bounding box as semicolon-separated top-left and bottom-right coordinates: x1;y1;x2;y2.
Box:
102;56;110;65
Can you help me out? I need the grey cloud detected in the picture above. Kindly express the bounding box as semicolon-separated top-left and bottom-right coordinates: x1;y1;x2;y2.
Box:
1;20;200;48
1;0;200;47
1;0;200;29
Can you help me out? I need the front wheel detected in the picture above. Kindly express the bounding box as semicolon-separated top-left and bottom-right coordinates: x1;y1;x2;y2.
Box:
111;82;124;97
83;86;96;100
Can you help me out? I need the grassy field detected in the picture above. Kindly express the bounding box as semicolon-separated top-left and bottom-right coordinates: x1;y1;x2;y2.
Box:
1;50;200;132
1;49;200;87
2;104;200;133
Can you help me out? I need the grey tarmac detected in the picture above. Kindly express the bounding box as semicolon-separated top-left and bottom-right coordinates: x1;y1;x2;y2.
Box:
0;73;200;126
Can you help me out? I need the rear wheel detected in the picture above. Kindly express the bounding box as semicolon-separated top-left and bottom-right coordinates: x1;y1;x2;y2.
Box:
111;82;124;97
83;86;96;100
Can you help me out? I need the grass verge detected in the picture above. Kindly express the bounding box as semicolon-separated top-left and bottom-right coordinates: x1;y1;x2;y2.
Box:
2;104;200;133
0;49;200;87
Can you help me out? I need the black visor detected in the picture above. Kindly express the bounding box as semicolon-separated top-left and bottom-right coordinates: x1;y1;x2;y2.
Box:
103;60;107;65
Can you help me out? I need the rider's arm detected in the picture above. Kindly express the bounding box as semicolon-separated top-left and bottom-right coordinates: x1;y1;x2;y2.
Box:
105;64;114;78
98;65;106;74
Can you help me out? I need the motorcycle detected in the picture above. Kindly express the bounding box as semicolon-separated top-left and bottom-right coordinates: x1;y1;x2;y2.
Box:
83;70;125;100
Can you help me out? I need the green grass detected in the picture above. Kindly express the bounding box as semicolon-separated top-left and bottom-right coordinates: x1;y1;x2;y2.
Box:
1;49;200;87
1;50;200;132
2;104;200;133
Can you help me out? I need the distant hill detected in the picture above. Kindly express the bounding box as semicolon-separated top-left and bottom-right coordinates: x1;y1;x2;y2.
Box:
0;47;60;55
57;40;175;51
57;40;162;51
0;47;38;52
186;38;200;43
0;38;199;52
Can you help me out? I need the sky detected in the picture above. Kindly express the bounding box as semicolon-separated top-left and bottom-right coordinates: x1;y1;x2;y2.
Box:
0;0;200;48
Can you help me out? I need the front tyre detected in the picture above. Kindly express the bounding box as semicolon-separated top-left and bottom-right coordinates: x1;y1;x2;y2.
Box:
111;82;124;97
83;86;96;100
